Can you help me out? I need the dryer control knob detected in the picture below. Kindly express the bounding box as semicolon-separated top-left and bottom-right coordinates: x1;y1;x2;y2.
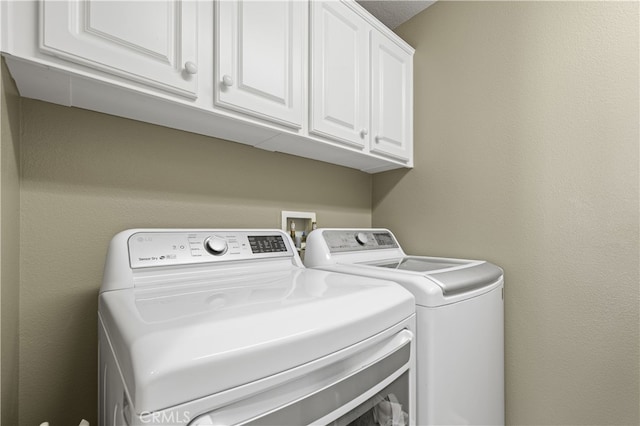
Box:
204;236;228;255
355;232;369;245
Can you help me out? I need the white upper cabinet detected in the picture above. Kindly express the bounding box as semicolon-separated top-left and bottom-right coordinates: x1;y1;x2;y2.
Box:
215;1;305;129
2;0;413;172
309;1;369;148
309;1;413;162
41;0;198;98
370;31;413;162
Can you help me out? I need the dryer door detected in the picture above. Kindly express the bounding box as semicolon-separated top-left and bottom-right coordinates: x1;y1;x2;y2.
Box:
189;328;415;426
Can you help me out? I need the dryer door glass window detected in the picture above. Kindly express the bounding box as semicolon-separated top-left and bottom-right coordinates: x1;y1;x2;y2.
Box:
338;371;410;426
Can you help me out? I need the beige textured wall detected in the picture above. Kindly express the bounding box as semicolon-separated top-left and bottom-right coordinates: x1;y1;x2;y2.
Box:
374;1;639;425
1;58;21;426
18;99;372;425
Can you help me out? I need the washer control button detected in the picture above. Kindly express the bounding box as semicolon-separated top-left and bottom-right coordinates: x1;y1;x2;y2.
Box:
204;236;228;255
355;232;369;245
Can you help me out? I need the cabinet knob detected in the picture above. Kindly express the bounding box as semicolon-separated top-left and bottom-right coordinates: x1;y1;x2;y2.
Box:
184;61;198;75
222;75;234;87
360;129;368;138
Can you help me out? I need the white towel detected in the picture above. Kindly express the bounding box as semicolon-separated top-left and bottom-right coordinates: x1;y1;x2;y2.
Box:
373;393;407;426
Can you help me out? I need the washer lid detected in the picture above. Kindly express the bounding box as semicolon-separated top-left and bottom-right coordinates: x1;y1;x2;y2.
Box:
99;268;414;413
368;257;503;296
373;256;470;273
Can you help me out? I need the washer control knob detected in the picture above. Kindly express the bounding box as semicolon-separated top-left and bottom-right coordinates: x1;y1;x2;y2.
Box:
204;236;228;255
355;232;369;245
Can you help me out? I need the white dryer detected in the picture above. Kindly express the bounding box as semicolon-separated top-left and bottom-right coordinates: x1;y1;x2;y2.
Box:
98;229;417;426
305;228;504;426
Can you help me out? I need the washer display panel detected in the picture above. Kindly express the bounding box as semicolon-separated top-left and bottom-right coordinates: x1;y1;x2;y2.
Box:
324;230;399;253
248;235;287;253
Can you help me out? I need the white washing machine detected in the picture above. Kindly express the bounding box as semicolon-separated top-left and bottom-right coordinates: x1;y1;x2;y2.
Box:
305;229;504;426
98;228;417;426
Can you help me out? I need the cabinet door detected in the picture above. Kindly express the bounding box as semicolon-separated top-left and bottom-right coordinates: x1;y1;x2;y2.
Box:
310;1;369;149
216;1;304;129
41;1;198;99
370;32;413;162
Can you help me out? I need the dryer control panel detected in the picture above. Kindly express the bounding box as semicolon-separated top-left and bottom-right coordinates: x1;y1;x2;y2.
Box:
128;230;295;268
322;230;399;253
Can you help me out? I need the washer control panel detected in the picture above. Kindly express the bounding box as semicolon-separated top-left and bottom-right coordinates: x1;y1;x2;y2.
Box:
128;230;293;268
323;230;399;253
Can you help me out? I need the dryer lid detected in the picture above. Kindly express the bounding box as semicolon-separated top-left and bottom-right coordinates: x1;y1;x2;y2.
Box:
99;268;414;413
